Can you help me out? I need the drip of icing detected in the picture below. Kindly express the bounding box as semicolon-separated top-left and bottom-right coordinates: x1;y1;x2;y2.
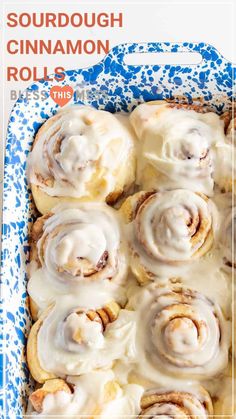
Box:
27;272;127;317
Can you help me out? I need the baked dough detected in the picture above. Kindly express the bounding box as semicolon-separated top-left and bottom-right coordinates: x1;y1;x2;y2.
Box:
28;106;136;214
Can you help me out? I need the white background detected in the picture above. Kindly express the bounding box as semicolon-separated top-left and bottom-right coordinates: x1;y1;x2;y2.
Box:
1;0;235;198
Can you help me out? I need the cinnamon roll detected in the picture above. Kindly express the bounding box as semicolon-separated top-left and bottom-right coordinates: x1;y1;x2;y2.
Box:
139;385;213;418
219;206;235;269
28;105;136;214
27;296;136;383
120;189;214;282
29;379;72;413
214;111;235;193
129;285;230;381
28;202;127;319
130;100;226;196
29;370;144;417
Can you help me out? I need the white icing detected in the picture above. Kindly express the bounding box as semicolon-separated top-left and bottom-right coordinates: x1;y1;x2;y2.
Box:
55;225;107;267
30;370;144;418
214;143;235;189
59;312;105;351
219;206;235;267
128;285;231;383
99;384;143;418
130;102;226;195
180;263;232;317
28;271;127;317
27;104;234;416
126;189;215;278
140;384;212;418
37;296;137;376
28;105;135;198
28;202;127;312
214;116;235;189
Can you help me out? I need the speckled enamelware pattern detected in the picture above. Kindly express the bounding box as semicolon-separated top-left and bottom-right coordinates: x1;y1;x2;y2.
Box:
1;42;235;419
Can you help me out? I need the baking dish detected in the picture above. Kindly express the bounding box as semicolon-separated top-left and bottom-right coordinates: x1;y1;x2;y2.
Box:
0;42;235;418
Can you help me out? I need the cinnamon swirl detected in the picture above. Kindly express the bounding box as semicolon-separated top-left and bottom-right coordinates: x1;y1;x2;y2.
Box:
129;285;230;381
139;385;213;418
120;189;214;282
28;202;127;318
28;105;136;214
27;296;136;382
130;100;226;196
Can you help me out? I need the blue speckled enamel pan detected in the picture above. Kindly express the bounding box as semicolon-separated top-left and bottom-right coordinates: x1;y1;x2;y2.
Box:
1;42;235;418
